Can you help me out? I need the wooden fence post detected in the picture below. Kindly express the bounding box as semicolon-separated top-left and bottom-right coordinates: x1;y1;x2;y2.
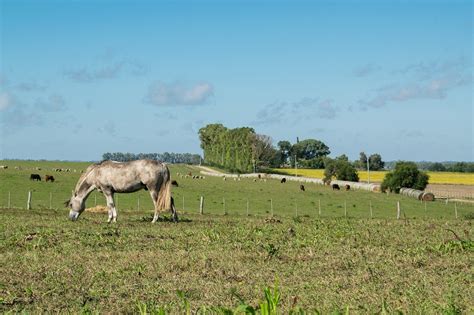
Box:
49;192;52;209
397;201;401;220
182;195;185;211
27;191;32;210
270;199;273;217
199;196;204;215
8;191;11;209
454;202;458;219
369;200;373;219
344;200;347;218
246;198;249;216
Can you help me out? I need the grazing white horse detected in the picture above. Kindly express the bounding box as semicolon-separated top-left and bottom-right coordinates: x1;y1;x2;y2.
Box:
65;160;177;223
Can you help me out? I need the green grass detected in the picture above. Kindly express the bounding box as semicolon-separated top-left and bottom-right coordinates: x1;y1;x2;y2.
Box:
0;160;472;220
0;160;473;313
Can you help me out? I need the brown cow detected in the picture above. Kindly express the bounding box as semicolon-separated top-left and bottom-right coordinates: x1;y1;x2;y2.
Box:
45;175;55;182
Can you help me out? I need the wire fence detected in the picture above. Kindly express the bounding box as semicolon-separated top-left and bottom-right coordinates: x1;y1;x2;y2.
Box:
1;189;472;220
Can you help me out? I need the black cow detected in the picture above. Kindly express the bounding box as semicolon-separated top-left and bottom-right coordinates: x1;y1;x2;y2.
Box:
281;178;286;183
300;184;305;191
332;183;340;190
30;174;41;181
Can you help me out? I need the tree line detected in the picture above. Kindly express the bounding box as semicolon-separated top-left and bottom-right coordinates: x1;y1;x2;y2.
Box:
101;152;201;164
198;124;278;173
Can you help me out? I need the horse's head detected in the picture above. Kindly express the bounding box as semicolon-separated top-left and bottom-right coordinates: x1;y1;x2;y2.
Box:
65;193;85;221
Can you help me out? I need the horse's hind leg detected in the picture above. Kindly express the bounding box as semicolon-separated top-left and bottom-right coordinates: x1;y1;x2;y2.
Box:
171;197;178;223
149;190;159;223
104;192;117;223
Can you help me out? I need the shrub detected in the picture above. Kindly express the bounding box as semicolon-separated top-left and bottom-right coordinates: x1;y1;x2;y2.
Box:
324;158;359;183
381;161;429;193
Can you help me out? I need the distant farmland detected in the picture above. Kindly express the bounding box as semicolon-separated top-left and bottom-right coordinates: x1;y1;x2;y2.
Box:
277;168;474;185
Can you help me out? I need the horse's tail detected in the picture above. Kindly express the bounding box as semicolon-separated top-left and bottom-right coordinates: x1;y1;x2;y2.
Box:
157;164;172;211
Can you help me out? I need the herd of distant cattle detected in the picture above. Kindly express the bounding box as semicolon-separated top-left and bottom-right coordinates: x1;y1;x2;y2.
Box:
1;165;353;192
0;165;85;184
29;174;55;182
279;177;349;192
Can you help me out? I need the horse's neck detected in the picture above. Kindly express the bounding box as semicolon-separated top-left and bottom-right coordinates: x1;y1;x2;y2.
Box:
76;184;96;202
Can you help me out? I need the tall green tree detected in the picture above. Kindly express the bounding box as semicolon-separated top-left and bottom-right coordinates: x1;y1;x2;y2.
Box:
369;154;385;171
290;139;330;168
277;140;292;165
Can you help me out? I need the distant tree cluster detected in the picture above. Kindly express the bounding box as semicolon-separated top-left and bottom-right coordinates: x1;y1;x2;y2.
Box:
102;152;201;164
354;152;385;171
277;139;331;169
422;161;474;173
199;124;279;173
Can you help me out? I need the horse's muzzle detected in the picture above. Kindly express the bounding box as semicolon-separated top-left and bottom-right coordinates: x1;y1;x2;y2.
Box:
69;211;80;221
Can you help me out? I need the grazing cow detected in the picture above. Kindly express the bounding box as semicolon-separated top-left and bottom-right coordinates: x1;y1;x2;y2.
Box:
281;178;286;183
171;180;179;187
45;175;55;182
345;184;350;191
0;165;7;169
300;184;305;191
332;184;340;190
30;174;41;181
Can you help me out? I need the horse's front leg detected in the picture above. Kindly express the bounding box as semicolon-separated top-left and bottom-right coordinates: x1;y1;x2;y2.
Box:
104;192;117;223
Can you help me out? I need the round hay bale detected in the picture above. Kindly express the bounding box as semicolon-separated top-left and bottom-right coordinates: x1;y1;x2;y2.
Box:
85;205;108;213
421;192;435;201
400;188;424;200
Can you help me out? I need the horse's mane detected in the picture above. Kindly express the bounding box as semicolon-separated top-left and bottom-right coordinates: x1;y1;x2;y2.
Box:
74;164;98;194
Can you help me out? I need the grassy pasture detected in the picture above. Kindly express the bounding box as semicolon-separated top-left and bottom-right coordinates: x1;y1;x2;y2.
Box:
0;160;473;313
0;160;472;219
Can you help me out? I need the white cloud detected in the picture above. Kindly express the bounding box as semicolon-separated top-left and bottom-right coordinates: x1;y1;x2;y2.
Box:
35;94;67;112
145;81;214;106
353;63;381;77
254;97;338;126
0;92;12;111
97;120;117;136
64;60;148;83
359;57;472;108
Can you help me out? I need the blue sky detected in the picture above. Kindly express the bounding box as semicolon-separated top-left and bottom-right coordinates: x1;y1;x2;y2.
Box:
0;0;472;162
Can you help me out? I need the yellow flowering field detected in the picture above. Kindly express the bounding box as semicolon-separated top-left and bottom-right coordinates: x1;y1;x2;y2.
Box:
276;168;473;185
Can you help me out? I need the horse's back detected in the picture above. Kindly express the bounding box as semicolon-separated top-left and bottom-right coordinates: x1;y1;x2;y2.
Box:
96;159;169;187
